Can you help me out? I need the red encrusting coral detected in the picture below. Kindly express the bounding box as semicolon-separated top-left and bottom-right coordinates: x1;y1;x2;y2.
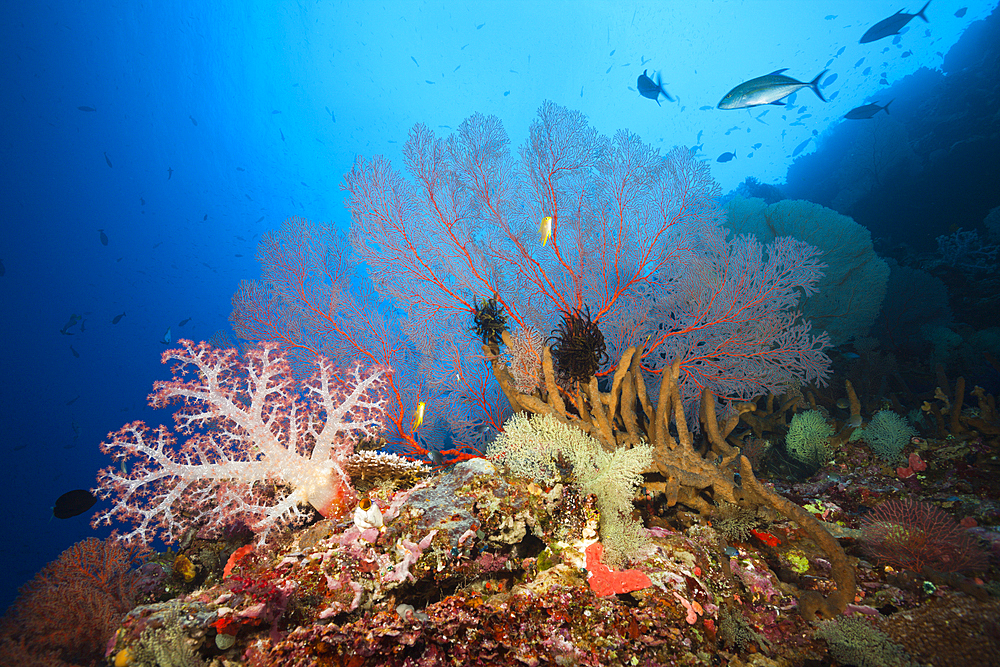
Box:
584;541;652;596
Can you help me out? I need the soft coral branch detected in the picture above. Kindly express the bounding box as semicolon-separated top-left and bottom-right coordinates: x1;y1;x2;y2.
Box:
92;340;387;545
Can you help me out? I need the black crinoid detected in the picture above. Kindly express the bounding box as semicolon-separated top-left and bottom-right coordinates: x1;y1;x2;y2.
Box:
472;294;508;350
547;305;609;385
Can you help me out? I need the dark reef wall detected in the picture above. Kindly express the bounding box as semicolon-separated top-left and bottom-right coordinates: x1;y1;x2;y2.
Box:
784;3;1000;253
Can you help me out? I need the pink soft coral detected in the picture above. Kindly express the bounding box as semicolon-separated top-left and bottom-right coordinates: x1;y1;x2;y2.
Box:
92;340;387;545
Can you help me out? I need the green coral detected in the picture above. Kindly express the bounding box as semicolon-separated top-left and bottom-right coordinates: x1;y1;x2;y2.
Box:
815;615;915;667
851;410;916;462
786;410;834;466
486;412;653;568
713;501;763;543
783;550;810;574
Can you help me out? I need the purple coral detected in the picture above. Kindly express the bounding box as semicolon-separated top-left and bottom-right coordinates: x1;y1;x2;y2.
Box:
860;498;988;573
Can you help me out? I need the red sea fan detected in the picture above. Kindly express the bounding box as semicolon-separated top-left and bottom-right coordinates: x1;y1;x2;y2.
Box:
0;538;144;666
860;498;988;573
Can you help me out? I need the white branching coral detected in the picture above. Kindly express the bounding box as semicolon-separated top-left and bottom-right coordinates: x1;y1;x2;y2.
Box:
93;340;388;545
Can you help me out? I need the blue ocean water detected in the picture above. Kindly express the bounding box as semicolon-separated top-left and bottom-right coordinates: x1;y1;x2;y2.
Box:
1;0;998;619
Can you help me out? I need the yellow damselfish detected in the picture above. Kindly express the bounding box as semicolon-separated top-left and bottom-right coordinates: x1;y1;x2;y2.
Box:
539;216;554;246
411;401;426;432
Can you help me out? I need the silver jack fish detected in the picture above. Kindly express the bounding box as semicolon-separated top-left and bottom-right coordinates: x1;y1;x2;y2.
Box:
718;69;827;109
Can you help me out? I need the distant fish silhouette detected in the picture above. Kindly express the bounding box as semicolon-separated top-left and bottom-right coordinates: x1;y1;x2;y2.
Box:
77;105;96;112
104;152;113;168
99;229;109;246
716;151;737;163
69;345;80;358
60;313;82;335
844;100;892;119
179;317;191;326
167;167;173;180
860;1;931;43
112;312;126;324
190;115;198;126
53;489;97;519
160;327;172;344
636;69;673;105
955;7;967;18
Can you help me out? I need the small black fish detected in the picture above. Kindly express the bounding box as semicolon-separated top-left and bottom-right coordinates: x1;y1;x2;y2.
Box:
280;128;285;141
203;214;208;221
955;7;967;18
256;216;265;223
237;167;245;171
271;110;281;114
637;69;673;105
716;151;737;163
77;105;96;112
99;229;109;246
53;489;97;519
140;197;145;205
112;311;126;324
69;345;80;358
179;317;191;326
190;115;198;126
411;56;419;66
65;394;81;405
476;22;485;29
104;152;113;168
167;167;173;179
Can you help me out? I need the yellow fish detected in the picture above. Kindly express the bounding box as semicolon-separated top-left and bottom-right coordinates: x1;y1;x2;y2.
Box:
539;216;554;246
411;401;426;432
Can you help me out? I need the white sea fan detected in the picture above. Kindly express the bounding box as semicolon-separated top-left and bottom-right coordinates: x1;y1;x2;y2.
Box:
503;325;544;393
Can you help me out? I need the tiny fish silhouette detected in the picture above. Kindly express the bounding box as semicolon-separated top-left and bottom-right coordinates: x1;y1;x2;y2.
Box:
112;312;126;324
77;105;96;112
98;229;109;246
104;152;113;168
167;167;173;179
